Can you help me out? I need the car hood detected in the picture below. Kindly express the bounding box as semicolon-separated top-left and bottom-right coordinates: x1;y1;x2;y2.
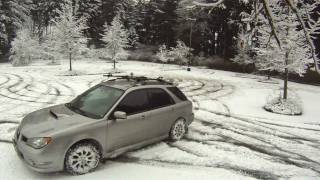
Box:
20;104;93;137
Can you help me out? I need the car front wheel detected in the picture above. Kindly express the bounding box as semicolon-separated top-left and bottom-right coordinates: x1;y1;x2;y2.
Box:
169;119;187;141
65;143;100;175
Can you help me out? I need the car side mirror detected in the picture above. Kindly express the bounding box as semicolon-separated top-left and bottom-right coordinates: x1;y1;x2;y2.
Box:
114;111;127;120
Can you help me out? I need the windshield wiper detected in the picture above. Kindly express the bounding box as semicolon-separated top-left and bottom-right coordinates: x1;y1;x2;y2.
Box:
49;110;58;119
65;103;99;119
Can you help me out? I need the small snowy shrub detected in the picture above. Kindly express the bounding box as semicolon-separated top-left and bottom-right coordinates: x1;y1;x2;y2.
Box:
156;44;172;63
264;90;302;115
170;40;192;65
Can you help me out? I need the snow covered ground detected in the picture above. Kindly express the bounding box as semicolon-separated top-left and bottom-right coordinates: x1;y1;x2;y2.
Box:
0;60;320;180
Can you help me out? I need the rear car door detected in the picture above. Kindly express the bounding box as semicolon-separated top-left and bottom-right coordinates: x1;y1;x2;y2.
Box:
106;89;151;152
145;88;175;139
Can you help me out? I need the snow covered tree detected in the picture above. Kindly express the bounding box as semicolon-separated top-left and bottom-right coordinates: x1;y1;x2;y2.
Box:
298;1;320;72
255;1;311;100
101;14;129;70
40;27;62;64
10;28;40;66
52;0;88;71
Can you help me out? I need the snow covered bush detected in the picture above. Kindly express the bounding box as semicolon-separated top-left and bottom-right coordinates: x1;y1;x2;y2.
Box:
10;28;40;66
101;14;129;70
170;40;192;65
264;90;302;116
156;41;192;66
52;1;88;71
156;44;172;63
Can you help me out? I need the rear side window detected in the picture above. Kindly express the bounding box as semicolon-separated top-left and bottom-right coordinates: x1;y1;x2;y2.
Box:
147;88;174;109
115;89;149;115
167;87;188;101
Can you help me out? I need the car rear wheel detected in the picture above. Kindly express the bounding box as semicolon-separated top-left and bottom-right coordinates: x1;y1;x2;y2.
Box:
169;119;187;141
65;143;100;175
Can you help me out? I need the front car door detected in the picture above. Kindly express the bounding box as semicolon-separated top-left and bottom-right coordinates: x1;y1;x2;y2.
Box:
105;89;151;152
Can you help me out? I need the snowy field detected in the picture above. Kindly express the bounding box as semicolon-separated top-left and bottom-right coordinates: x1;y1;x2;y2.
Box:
0;60;320;180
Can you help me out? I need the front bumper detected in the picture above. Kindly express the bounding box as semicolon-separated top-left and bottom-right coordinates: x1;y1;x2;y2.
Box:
12;136;63;173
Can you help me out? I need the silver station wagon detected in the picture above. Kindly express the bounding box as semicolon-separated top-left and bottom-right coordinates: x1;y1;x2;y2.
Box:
13;75;194;175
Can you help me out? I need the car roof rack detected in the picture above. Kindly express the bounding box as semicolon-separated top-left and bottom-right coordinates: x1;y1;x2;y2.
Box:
103;73;173;85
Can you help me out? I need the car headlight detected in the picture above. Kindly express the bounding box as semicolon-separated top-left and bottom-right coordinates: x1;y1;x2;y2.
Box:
27;137;52;149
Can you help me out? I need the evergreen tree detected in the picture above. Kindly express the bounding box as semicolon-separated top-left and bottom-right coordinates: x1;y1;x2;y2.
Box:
85;0;125;47
0;0;32;61
101;14;129;70
144;0;179;46
52;0;87;71
133;0;146;43
30;0;66;38
128;26;139;48
178;0;252;57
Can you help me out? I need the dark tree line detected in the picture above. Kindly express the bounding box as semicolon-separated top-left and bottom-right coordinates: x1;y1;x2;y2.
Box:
0;0;319;62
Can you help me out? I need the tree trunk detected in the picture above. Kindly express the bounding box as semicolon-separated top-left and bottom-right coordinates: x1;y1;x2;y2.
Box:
69;48;72;71
283;68;288;100
283;51;289;100
113;50;116;70
189;21;193;67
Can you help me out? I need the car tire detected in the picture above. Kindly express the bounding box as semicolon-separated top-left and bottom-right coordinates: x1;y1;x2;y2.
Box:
65;143;101;175
169;119;187;141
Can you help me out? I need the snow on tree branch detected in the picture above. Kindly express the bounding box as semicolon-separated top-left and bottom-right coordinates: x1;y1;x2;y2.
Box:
261;0;282;49
193;0;225;7
283;0;319;73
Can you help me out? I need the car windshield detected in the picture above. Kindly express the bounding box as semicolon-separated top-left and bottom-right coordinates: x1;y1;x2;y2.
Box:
66;85;124;119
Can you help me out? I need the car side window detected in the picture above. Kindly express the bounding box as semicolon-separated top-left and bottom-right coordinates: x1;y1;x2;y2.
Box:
167;87;188;101
147;88;174;109
114;89;149;115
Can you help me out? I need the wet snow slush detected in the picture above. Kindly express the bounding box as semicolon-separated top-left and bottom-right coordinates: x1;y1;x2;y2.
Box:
0;61;319;179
